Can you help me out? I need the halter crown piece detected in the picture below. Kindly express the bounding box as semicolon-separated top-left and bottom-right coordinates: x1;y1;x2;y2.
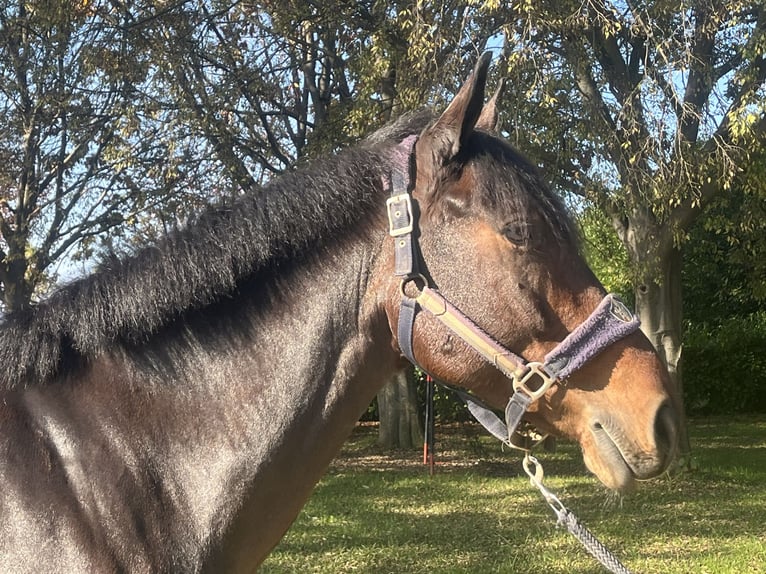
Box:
385;136;641;448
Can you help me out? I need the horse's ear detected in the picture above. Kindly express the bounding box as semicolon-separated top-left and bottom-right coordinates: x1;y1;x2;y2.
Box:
420;52;492;164
476;78;505;133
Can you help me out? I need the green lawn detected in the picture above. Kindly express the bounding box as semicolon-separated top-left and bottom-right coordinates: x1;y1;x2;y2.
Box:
260;417;766;573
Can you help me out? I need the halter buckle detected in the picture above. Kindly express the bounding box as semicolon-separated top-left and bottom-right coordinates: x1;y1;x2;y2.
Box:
386;193;414;237
512;362;556;401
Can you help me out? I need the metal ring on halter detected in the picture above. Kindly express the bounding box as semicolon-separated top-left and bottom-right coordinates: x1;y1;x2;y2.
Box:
399;273;428;299
512;361;557;401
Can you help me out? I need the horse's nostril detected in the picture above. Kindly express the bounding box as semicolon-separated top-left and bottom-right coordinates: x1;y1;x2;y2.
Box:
654;401;678;458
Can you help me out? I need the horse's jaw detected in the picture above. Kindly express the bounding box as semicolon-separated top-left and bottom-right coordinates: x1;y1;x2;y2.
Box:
578;400;678;492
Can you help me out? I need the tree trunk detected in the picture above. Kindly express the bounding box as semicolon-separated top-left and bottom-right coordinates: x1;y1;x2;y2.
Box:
377;368;424;449
1;241;34;313
633;244;692;461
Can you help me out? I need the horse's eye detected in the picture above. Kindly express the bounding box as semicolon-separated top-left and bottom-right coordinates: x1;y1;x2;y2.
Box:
502;222;528;245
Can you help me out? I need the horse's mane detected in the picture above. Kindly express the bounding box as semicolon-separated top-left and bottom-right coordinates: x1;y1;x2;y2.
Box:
0;112;437;388
0;109;575;389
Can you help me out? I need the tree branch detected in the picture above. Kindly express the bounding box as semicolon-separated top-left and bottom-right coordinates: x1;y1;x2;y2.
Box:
679;5;724;142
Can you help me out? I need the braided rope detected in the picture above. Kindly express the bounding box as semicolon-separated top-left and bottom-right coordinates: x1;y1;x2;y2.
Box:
557;509;633;574
523;454;634;574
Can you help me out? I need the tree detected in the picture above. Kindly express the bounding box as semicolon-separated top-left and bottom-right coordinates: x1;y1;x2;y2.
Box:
377;369;423;448
490;1;766;457
0;0;364;311
0;1;207;312
578;203;633;301
686;144;766;310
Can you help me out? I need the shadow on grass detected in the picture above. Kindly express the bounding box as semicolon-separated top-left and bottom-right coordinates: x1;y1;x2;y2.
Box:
261;416;766;573
262;471;582;573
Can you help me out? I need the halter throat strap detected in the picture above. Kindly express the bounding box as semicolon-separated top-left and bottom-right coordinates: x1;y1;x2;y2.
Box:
384;138;641;447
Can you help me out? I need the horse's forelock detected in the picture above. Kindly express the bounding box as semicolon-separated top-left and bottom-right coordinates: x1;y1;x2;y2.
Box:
467;132;578;249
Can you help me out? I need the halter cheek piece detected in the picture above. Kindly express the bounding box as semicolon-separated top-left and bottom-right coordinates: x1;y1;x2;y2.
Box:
385;136;641;448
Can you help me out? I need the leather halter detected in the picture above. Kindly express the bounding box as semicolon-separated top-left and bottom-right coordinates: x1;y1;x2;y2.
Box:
385;136;641;448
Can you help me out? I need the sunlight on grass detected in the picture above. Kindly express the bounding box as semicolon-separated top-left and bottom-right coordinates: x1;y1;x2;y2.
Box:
260;417;766;573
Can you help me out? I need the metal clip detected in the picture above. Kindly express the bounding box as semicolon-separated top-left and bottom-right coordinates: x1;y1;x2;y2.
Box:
512;362;556;401
523;453;567;517
386;193;414;237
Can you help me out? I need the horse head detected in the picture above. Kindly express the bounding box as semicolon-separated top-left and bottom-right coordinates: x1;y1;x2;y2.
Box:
382;53;678;492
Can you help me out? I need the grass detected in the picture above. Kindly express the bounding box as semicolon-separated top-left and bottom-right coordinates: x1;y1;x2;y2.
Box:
260;417;766;573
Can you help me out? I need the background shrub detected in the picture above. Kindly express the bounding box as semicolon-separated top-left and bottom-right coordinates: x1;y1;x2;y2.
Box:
683;312;766;415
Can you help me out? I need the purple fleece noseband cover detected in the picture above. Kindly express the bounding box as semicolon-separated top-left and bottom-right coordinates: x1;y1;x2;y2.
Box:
543;294;640;381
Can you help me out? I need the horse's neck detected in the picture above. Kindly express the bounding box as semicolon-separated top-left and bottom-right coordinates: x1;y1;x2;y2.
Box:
199;245;398;570
30;236;398;572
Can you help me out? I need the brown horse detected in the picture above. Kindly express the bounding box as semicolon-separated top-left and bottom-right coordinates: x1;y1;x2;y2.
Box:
0;54;677;573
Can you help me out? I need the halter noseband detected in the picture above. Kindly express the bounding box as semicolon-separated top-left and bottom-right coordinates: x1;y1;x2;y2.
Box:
385;136;641;448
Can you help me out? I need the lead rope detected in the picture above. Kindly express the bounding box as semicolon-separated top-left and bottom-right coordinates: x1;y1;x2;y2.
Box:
522;454;634;574
450;385;635;574
448;387;634;573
